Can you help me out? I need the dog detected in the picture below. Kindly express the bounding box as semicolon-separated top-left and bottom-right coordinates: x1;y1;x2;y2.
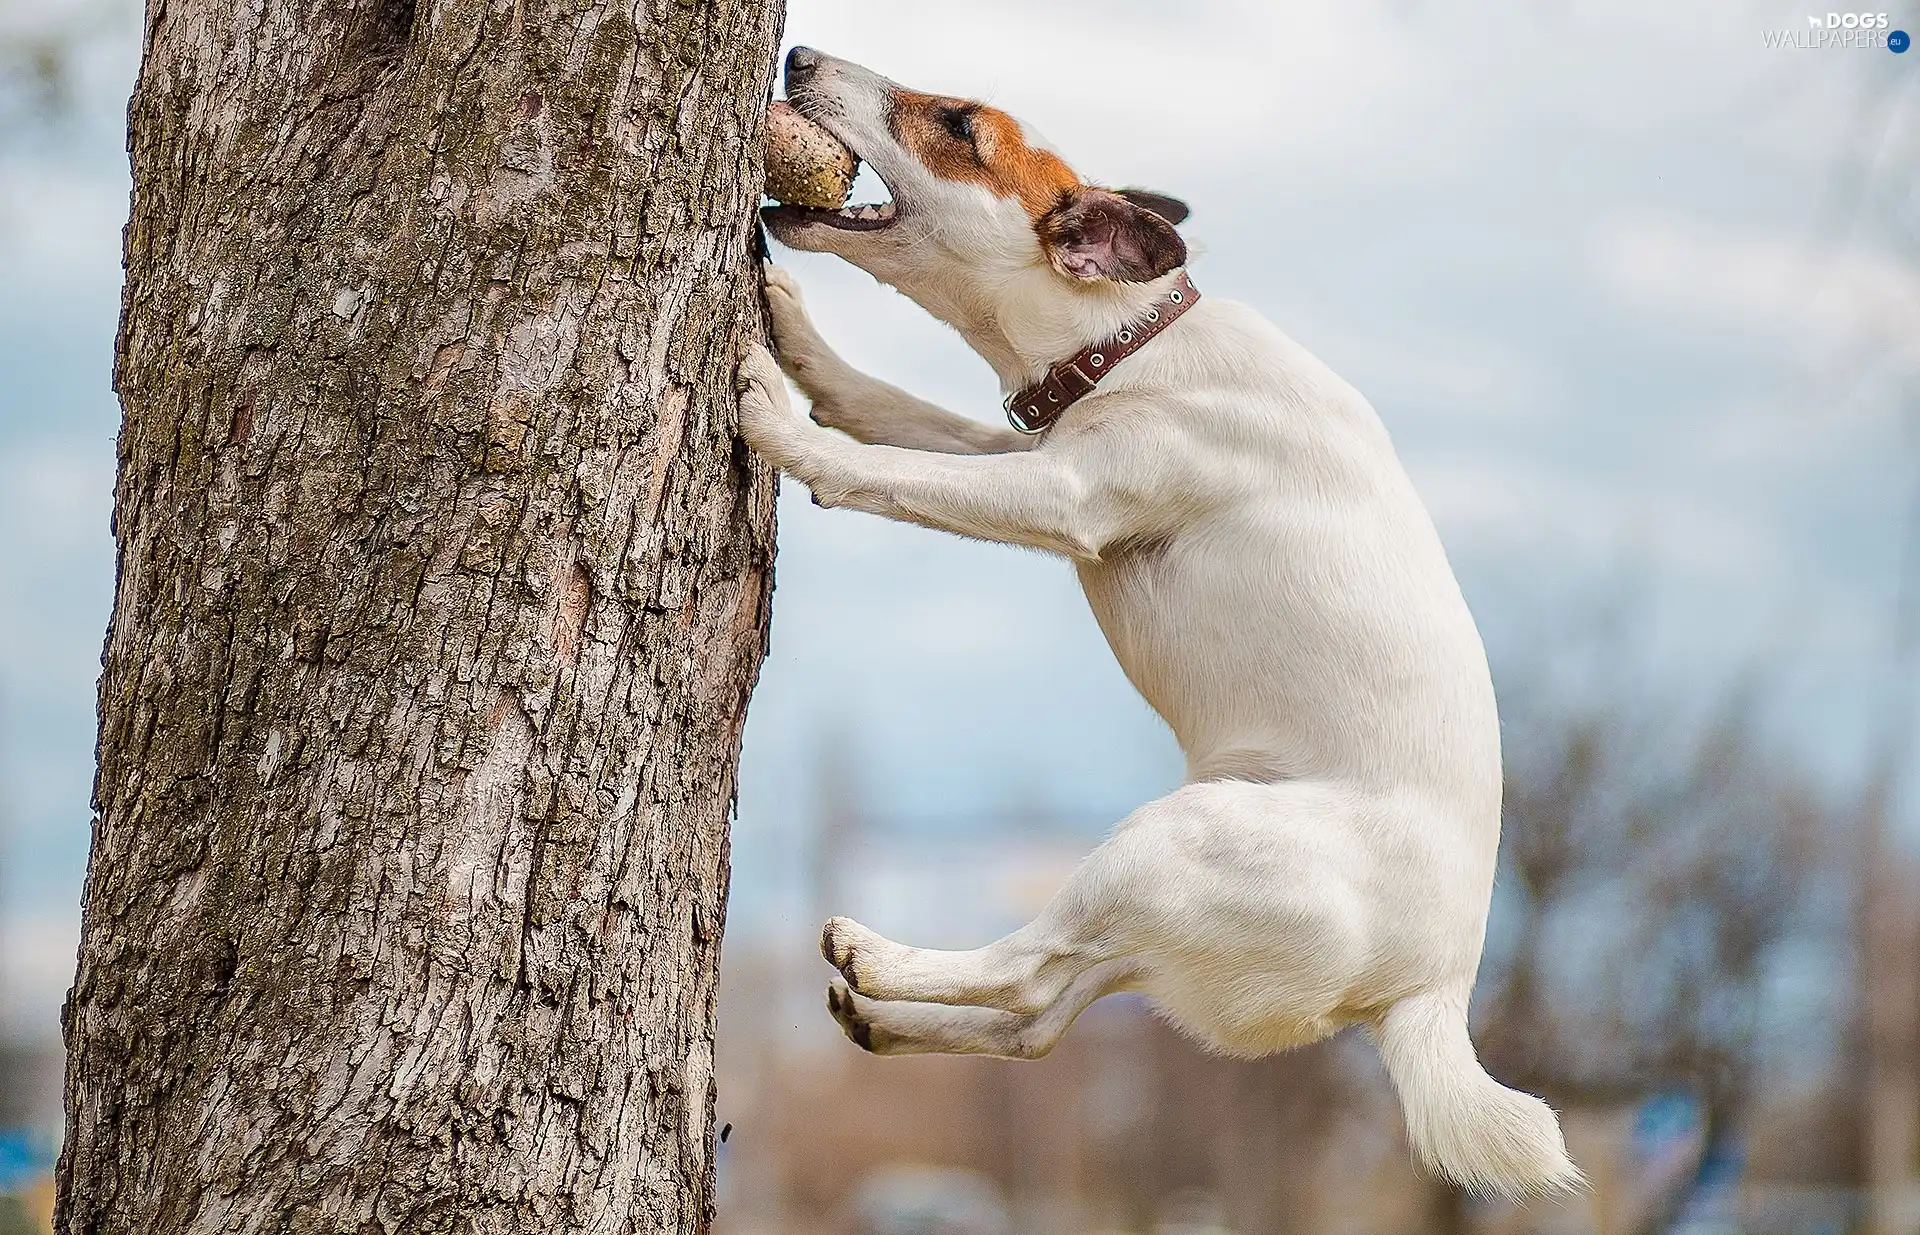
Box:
734;47;1583;1200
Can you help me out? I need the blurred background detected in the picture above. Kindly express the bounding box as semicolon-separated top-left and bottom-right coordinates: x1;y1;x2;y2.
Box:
3;1;1919;1232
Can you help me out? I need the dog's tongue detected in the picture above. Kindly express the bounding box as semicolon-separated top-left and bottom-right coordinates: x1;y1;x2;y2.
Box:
764;101;857;210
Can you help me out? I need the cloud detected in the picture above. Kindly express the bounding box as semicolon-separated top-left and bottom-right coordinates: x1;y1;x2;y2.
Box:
1308;322;1572;427
1593;215;1920;364
779;0;1437;184
1413;451;1787;586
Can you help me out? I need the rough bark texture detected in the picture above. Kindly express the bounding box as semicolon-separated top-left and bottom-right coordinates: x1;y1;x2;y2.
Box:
59;1;781;1231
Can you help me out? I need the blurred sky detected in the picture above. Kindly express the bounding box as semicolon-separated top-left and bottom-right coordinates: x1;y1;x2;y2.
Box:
1;0;1917;1037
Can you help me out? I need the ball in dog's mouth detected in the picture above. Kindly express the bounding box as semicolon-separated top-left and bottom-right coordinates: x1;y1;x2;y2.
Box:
762;101;897;231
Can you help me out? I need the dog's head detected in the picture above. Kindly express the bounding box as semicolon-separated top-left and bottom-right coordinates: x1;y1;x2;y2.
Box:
763;48;1190;372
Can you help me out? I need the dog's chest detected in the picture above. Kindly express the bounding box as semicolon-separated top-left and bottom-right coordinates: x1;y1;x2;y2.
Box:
1074;539;1224;731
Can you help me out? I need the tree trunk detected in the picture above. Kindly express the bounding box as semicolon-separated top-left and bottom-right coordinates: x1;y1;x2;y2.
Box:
58;1;781;1231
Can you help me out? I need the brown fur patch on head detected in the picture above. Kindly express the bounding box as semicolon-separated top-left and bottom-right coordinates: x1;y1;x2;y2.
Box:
889;89;1080;220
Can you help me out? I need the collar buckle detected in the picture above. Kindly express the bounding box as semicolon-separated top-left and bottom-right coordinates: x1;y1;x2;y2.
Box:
1006;395;1050;434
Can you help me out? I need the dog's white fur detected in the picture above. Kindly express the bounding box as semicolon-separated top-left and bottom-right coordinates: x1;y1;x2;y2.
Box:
737;49;1583;1199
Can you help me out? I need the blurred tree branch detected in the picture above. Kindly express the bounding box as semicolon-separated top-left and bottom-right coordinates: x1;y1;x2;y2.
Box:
1475;663;1853;1234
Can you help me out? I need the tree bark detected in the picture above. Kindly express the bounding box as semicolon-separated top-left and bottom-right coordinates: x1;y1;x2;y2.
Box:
58;1;781;1231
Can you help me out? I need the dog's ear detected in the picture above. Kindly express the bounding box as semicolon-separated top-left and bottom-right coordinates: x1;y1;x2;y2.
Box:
1039;188;1188;283
1115;188;1190;226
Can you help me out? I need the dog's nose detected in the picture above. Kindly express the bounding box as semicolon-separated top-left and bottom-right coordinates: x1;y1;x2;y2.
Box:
786;46;821;82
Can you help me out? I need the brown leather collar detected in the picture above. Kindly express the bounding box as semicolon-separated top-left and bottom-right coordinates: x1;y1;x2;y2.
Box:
1005;270;1200;434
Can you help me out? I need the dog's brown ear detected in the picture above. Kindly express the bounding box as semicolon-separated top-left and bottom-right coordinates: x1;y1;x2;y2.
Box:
1116;188;1190;226
1039;188;1188;283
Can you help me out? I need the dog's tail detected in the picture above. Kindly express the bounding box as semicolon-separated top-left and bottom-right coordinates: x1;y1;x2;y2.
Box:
1372;988;1586;1200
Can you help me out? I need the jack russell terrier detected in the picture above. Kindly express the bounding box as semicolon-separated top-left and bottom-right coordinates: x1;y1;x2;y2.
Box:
735;47;1583;1199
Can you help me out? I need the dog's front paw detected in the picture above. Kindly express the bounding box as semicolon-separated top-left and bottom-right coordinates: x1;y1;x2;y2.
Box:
763;261;806;310
763;264;837;390
735;344;806;464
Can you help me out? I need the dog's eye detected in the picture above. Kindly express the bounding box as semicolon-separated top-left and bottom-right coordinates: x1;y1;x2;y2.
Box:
940;106;975;144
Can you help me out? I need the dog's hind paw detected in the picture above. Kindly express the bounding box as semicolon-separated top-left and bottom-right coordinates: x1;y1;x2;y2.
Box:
821;915;858;983
826;980;876;1052
821;915;883;993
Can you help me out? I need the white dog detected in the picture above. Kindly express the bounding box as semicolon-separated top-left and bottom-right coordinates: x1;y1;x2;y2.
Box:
735;47;1583;1200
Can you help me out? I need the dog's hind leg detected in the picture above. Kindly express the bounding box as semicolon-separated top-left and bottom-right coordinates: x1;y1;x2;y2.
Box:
818;793;1196;1015
820;911;1108;1016
819;779;1388;1060
826;959;1141;1059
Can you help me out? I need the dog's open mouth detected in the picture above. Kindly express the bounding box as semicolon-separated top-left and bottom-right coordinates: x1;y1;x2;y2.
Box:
763;152;900;231
763;195;898;232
